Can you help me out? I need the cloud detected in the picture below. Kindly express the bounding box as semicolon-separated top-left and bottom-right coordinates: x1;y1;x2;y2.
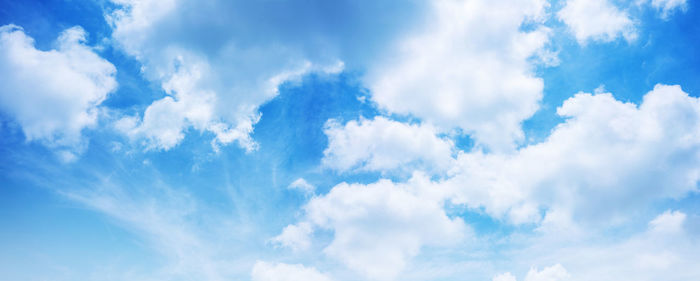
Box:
251;261;333;281
366;0;552;152
443;84;700;227
278;174;466;280
302;83;700;278
322;117;454;175
516;210;700;281
494;264;570;281
558;0;636;44
106;0;426;151
0;24;117;159
648;210;686;235
287;178;315;194
114;59;255;151
649;0;688;19
271;222;313;251
493;272;518;281
61;180;241;281
524;264;570;281
107;0;341;151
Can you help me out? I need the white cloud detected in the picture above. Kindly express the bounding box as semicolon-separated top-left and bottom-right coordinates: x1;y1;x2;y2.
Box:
366;0;552;152
306;79;700;279
0;24;116;158
493;272;518;281
114;58;261;151
649;0;688;19
558;0;636;44
251;261;333;281
61;181;241;281
493;264;570;281
107;0;342;151
106;0;430;152
271;222;313;251
441;85;700;226
516;210;700;281
648;210;686;235
322;117;455;175
279;174;466;280
524;264;570;281
288;178;315;194
307;79;700;278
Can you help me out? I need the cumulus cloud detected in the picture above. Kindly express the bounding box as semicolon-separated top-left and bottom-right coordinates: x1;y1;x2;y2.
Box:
114;59;254;151
287;178;316;194
106;0;426;151
493;272;518;281
278;174;466;280
520;210;700;281
322;117;455;175
524;264;570;281
366;0;553;152
305;83;700;278
648;210;686;235
271;222;313;251
558;0;636;43
251;261;333;281
107;0;339;151
494;264;570;281
444;84;700;227
649;0;688;19
0;24;116;159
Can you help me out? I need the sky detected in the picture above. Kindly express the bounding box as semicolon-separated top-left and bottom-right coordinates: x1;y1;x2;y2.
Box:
0;0;699;280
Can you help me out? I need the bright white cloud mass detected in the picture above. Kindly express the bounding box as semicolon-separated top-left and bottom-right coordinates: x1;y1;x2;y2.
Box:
322;117;455;175
251;261;334;281
0;24;116;160
444;84;700;226
367;0;552;151
558;0;637;43
0;0;699;281
288;176;467;280
649;0;688;19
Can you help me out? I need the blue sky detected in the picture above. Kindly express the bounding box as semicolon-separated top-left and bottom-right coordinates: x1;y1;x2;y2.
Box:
1;0;699;280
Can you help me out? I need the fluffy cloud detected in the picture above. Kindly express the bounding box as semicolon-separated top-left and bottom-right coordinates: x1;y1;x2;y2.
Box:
251;261;333;281
0;24;116;159
524;264;570;281
322;117;454;174
106;0;426;151
648;210;686;235
107;0;340;151
494;264;570;281
114;57;273;151
271;222;313;251
287;178;316;194
278;174;466;280
520;210;700;281
493;272;518;281
308;82;700;278
366;0;552;152
444;84;700;226
649;0;688;19
558;0;636;43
